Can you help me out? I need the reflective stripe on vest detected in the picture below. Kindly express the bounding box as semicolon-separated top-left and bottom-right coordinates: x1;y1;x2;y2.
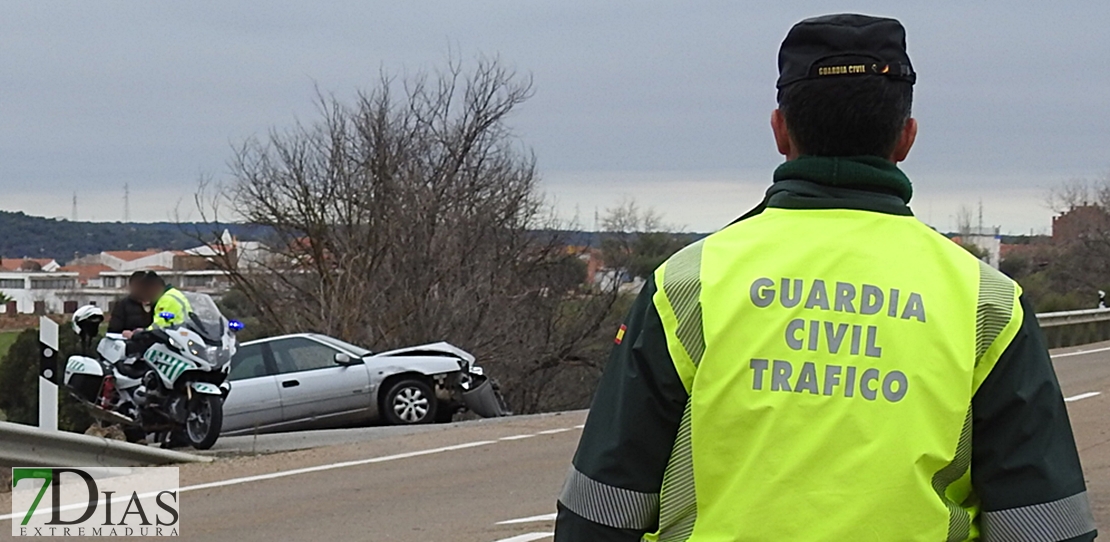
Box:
647;208;1023;542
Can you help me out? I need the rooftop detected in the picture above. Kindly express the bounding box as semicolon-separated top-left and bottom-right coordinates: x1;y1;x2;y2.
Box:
0;258;57;272
103;250;163;261
57;263;114;281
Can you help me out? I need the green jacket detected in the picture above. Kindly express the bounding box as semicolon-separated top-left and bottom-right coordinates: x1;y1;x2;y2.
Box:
554;156;1095;541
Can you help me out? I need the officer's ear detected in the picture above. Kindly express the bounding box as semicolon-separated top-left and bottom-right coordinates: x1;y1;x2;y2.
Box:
891;117;918;163
771;109;796;159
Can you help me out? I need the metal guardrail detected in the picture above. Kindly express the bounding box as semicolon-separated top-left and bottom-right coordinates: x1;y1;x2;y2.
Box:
0;310;1103;469
1035;308;1110;349
1036;308;1110;328
0;421;212;468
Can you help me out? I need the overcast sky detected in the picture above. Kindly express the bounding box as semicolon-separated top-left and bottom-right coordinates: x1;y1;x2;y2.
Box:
3;1;1108;234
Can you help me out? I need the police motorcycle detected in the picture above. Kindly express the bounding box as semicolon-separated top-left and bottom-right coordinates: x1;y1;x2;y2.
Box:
63;293;242;450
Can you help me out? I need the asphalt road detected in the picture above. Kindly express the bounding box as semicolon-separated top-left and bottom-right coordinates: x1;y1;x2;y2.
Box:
1052;342;1110;528
4;343;1109;541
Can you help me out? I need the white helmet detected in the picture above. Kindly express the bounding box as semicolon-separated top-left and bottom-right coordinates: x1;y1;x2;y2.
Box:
72;305;105;335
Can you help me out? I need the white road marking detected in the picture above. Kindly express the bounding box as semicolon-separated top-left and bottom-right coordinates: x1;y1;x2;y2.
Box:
497;513;558;525
1052;346;1110;359
1065;391;1102;402
2;439;498;522
537;428;573;435
491;533;553;542
574;424;584;429
3;426;577;523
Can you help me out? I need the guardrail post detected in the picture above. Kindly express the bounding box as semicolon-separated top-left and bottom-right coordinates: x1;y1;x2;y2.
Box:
39;316;59;431
1036;307;1110;349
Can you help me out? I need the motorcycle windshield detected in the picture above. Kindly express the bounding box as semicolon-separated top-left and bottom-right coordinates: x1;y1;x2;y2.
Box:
181;292;237;367
182;292;228;346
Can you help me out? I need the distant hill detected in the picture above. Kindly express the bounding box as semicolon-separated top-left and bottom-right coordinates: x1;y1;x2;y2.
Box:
0;210;714;265
0;211;267;263
549;230;707;247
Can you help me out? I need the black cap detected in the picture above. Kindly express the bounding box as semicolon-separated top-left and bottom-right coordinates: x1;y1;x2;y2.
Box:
777;14;915;89
138;270;164;286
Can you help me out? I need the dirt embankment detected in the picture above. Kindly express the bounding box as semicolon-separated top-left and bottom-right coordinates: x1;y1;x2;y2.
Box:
0;314;65;332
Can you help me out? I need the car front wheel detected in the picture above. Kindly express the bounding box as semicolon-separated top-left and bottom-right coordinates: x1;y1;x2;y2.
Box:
382;379;437;425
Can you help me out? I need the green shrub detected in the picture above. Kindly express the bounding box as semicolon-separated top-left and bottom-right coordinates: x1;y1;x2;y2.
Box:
0;328;93;432
1016;271;1094;313
217;288;280;342
0;330;20;359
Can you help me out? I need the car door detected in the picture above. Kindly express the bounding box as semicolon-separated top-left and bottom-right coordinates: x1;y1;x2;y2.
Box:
221;342;284;434
268;336;372;429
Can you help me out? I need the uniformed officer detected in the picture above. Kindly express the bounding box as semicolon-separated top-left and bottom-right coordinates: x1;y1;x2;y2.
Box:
143;271;193;329
555;14;1096;542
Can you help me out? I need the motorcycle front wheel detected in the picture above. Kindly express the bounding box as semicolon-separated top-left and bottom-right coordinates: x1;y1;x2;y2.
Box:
184;395;223;450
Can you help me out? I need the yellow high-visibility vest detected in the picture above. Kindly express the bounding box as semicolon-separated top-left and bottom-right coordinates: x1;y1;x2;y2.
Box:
151;288;193;329
647;207;1022;542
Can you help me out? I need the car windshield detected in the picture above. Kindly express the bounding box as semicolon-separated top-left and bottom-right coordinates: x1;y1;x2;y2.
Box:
311;335;371;357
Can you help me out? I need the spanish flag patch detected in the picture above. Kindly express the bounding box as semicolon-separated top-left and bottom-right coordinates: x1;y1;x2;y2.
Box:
614;324;628;345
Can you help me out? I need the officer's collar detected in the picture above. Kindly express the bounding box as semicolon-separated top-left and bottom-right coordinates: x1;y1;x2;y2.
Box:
731;156;914;224
773;155;912;202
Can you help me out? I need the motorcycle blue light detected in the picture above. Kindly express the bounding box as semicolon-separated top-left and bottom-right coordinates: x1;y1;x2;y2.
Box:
158;311;176;321
228;320;245;331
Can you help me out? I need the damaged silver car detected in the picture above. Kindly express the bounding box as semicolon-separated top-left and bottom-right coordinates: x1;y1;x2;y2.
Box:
221;333;510;435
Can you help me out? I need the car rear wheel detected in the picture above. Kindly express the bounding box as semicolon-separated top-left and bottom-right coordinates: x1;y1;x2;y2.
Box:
382;379;436;425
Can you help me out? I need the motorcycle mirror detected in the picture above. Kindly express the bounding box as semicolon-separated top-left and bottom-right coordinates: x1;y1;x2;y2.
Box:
228;320;245;332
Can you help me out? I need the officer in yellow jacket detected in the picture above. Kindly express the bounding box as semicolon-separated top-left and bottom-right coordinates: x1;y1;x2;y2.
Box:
142;271;193;329
555;14;1096;542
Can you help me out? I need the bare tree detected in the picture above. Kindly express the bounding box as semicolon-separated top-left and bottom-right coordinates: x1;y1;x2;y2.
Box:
194;58;624;413
1020;173;1110;308
1047;178;1096;213
955;204;973;237
601;198;665;234
599;198;690;282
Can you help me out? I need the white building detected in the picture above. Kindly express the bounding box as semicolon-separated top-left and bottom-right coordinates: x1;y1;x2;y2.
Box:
0;233;262;315
1;258;60;273
958;227;1003;269
183;230;269;270
97;270;232;294
0;269;237;315
0;271;80;314
74;250;178;272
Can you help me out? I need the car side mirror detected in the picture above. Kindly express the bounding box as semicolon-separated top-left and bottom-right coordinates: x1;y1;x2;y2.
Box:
334;353;358;366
